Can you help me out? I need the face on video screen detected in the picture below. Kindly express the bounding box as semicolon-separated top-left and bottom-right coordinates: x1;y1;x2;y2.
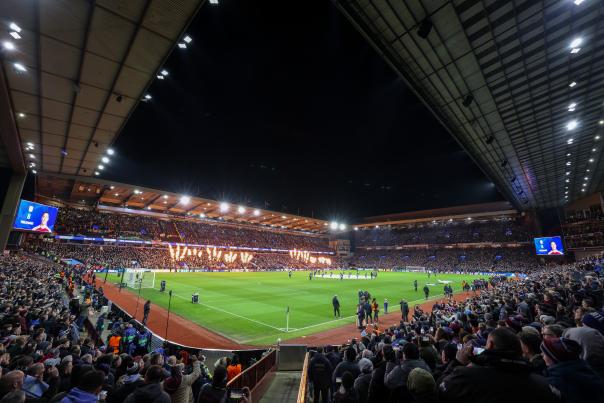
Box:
13;200;58;233
534;237;564;256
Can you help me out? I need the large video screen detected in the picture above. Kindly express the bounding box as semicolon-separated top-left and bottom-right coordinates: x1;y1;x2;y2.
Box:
13;200;58;233
534;236;564;256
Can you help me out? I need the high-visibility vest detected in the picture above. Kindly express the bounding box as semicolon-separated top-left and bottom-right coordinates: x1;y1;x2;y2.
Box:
108;335;121;354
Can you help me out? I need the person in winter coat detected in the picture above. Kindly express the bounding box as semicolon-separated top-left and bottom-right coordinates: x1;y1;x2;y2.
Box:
124;365;170;403
308;347;333;403
367;346;390;403
438;328;559;403
541;337;604;403
332;348;360;390
162;355;201;403
354;358;373;403
333;372;358;403
384;342;431;402
60;370;105;403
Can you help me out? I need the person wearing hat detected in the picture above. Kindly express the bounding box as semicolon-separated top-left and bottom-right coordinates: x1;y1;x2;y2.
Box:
354;358;373;403
109;361;143;403
439;328;558;403
563;308;604;377
407;367;437;403
541;337;604;403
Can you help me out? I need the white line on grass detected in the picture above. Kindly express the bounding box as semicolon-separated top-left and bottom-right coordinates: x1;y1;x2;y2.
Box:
166;291;283;332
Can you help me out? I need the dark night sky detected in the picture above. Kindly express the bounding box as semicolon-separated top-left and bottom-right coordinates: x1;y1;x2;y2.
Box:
108;0;503;222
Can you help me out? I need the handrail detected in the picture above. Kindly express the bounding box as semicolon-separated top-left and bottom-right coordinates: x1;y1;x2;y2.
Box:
227;349;277;391
296;352;310;403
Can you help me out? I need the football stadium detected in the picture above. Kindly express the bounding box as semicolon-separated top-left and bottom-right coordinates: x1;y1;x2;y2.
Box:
0;1;603;403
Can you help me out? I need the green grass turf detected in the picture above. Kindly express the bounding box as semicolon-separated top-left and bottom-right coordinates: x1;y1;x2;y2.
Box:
108;271;483;345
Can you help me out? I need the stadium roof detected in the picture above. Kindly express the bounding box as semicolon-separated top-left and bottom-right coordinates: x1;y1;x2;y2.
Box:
36;172;330;233
355;201;517;227
0;0;202;176
335;0;604;210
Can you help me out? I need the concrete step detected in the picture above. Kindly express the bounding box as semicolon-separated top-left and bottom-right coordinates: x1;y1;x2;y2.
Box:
259;371;301;403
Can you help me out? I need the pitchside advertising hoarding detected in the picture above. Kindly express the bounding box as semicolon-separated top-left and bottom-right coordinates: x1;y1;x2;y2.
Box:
13;200;59;233
534;236;564;256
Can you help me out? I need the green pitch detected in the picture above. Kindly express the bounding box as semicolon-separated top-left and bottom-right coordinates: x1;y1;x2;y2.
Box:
109;270;482;345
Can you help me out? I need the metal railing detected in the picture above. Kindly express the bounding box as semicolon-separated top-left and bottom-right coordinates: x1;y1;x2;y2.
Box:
227;349;277;391
296;352;310;403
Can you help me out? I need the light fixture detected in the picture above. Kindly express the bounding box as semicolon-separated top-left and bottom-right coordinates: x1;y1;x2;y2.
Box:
339;223;346;231
219;202;229;212
9;23;21;32
330;222;338;230
209;0;219;4
3;41;15;51
178;43;187;49
567;138;574;144
26;142;33;147
596;136;601;140
566;153;571;157
107;148;114;155
599;121;604;125
566;179;570;183
29;154;35;159
98;164;104;170
163;195;168;199
593;148;596;152
183;35;192;43
94;171;99;176
9;32;21;40
160;69;168;76
13;62;26;72
566;120;578;130
180;195;190;204
582;189;586;192
147;206;152;210
156;75;164;80
110;186;115;189
589;158;594;162
566;161;571;166
569;81;577;87
565;191;568;194
584;177;588;180
570;37;582;53
237;206;246;214
114;193;119;196
281;215;287;219
375;225;379;229
253;209;260;216
31;169;36;174
574;0;584;5
144;94;151;100
101;156;109;163
134;189;141;194
200;213;205;218
586;169;590;172
566;172;570;175
568;102;576;111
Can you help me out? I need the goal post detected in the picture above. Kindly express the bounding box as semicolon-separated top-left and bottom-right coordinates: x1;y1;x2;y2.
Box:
124;268;155;289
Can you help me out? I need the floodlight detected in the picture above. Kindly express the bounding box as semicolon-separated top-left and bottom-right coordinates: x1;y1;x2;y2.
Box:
180;195;191;204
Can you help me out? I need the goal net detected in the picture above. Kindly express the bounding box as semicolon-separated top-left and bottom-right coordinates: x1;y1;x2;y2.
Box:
124;269;155;289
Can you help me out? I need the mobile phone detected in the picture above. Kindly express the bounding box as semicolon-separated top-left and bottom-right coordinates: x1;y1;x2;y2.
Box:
335;377;342;383
229;388;244;399
457;343;463;350
473;347;485;355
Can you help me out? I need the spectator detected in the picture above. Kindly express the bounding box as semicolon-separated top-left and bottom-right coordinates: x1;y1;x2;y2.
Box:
519;331;546;374
308;347;333;403
332;348;360;389
123;365;170;403
162;355;201;403
333;372;357;403
407;368;437;403
59;370;105;403
385;342;431;401
438;328;558;403
541;337;604;403
226;355;241;382
353;358;372;403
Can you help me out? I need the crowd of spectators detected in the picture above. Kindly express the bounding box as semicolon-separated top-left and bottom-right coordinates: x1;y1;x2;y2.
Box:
28;241;339;271
307;256;604;403
54;208;330;252
355;219;533;247
352;247;542;273
0;253;253;403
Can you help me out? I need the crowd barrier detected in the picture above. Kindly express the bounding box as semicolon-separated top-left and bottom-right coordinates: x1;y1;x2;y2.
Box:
227;349;278;394
296;352;310;403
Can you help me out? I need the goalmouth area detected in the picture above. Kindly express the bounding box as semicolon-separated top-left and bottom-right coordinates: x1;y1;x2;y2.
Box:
107;270;484;346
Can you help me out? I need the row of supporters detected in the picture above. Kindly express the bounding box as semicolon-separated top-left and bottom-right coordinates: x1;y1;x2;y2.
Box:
306;254;604;403
355;218;533;246
54;207;330;252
